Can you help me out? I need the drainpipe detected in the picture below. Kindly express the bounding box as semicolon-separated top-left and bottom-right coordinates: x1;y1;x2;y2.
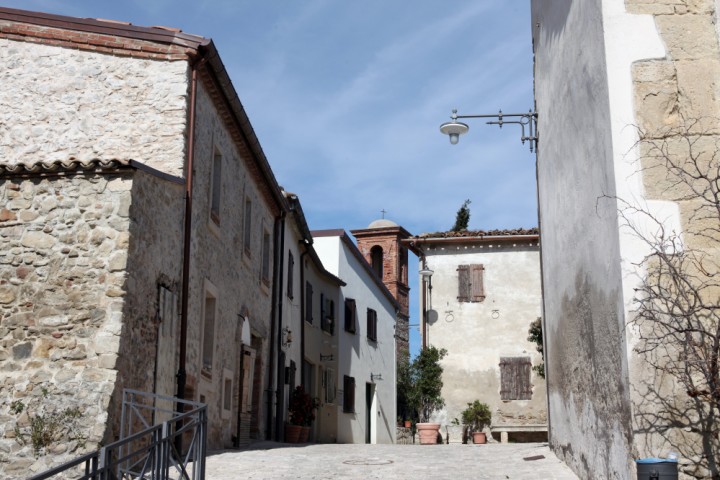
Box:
266;213;285;440
299;243;309;387
175;55;205;453
177;57;205;408
419;253;428;350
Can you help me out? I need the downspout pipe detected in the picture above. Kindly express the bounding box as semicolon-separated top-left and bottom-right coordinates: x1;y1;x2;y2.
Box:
175;54;205;453
177;56;205;408
266;212;285;440
299;243;309;387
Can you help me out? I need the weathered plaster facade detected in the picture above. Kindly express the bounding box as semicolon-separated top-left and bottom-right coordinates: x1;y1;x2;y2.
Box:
532;0;720;477
407;231;546;443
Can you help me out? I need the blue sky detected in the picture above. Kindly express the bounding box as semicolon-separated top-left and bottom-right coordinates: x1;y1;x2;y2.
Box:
4;1;537;356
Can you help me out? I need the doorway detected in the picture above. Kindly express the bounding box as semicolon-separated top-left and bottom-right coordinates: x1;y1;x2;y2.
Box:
365;383;376;444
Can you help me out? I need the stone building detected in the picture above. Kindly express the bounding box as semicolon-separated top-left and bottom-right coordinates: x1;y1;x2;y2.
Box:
405;229;546;443
0;7;286;474
532;0;720;478
313;229;399;444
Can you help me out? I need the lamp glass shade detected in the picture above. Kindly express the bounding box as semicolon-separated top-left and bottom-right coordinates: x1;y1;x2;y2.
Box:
419;268;434;279
439;120;469;139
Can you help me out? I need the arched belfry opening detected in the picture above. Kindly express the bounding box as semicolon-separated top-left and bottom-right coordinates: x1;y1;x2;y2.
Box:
370;245;383;279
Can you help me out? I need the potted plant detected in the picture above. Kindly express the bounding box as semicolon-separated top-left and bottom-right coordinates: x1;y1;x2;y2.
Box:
286;386;316;443
407;346;448;444
461;400;492;444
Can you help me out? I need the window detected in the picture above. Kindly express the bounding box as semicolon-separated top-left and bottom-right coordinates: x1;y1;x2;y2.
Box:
210;151;222;225
223;378;232;411
366;308;377;342
324;369;336;404
457;264;485;302
287;251;294;299
261;230;271;285
202;286;217;375
370;245;383;279
305;282;313;324
499;356;532;400
344;298;357;333
343;375;355;413
321;294;335;334
243;198;252;255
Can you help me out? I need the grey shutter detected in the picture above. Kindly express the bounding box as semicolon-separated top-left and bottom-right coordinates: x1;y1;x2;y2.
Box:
457;265;470;302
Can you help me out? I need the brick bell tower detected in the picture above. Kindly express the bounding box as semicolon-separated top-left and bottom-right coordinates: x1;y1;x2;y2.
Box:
351;218;411;362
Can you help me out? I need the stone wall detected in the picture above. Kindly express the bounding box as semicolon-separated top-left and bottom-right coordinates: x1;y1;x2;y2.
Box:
182;80;278;448
627;0;720;476
0;37;189;176
0;171;131;476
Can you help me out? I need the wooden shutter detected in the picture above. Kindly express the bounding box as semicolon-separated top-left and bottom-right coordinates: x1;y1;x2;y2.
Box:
287;252;294;299
305;282;313;324
471;264;485;302
457;265;470;302
343;375;356;413
345;298;357;333
458;264;485;303
367;308;377;341
499;357;532;400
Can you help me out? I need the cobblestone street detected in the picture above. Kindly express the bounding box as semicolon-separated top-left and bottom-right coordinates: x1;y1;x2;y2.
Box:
205;442;579;479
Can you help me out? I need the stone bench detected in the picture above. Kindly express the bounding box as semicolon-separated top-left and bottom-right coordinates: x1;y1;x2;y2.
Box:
491;424;548;443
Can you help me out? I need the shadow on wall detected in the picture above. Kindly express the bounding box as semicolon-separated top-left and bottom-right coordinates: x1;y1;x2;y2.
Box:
632;348;719;478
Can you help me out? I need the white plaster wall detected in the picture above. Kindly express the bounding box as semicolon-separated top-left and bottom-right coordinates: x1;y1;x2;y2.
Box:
599;0;669;360
0;39;189;176
314;235;397;444
420;242;546;433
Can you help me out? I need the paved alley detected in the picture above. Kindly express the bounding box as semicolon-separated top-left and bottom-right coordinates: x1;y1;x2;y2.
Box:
205;442;579;479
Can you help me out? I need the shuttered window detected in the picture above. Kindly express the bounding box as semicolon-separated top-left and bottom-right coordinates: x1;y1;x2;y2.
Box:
457;264;485;302
499;356;532;400
321;294;334;334
343;375;356;413
287;251;294;299
367;308;378;342
305;282;313;324
344;298;357;333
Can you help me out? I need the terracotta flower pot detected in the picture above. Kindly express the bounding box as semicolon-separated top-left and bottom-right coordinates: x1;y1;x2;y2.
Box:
299;426;310;443
285;424;301;443
472;432;487;444
404;420;412;428
416;422;441;445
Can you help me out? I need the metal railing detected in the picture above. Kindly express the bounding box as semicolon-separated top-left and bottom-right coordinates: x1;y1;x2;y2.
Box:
29;389;206;480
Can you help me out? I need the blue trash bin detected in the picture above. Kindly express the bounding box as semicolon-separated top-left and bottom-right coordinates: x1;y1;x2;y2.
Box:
636;458;678;480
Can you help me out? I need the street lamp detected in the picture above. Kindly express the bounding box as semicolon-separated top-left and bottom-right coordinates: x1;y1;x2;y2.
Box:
440;109;538;152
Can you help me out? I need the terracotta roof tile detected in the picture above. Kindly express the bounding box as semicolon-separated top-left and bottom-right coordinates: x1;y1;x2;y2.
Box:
414;227;539;239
